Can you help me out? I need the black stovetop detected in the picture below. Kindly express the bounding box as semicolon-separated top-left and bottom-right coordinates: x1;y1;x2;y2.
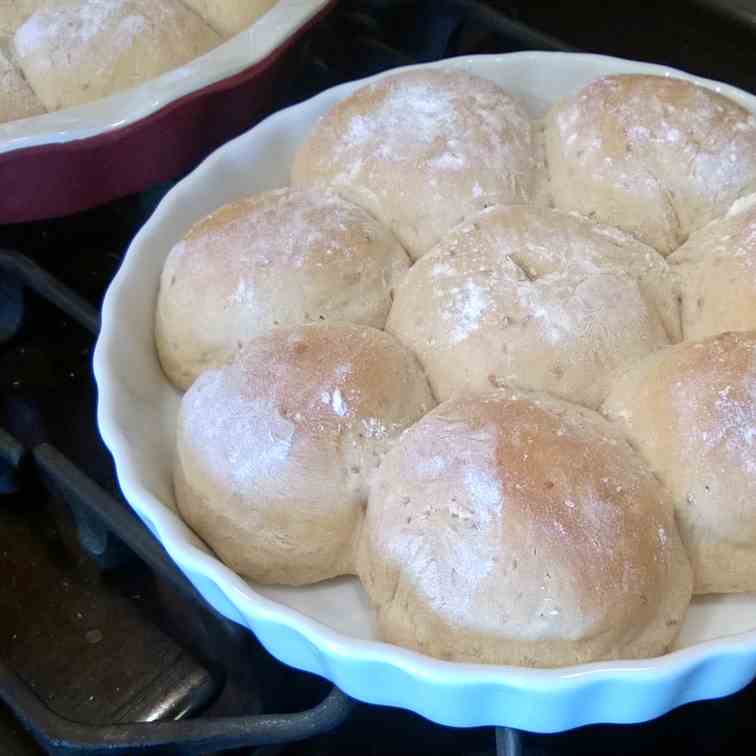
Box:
1;2;756;754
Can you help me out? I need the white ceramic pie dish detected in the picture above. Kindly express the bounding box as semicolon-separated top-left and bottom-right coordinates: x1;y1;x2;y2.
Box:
93;51;756;734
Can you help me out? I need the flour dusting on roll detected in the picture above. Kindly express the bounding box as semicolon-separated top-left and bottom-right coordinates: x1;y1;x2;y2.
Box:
603;331;756;594
156;187;410;390
357;388;692;666
13;0;221;110
292;68;543;260
546;74;756;254
387;204;674;408
175;323;435;585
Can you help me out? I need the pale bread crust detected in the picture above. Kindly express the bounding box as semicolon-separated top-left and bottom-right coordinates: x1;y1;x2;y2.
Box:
546;74;756;255
292;68;543;260
669;194;756;341
386;204;673;408
357;389;692;666
175;323;435;585
180;0;276;37
13;0;220;110
0;1;67;38
156;70;756;664
0;46;43;123
603;332;756;594
156;187;410;391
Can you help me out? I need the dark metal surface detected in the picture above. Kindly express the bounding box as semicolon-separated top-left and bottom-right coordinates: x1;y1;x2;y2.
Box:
0;271;23;345
0;457;218;730
443;0;578;51
694;0;756;29
0;661;353;756
0;426;24;493
496;728;523;756
500;0;756;93
0;702;42;756
0;252;100;336
33;444;180;577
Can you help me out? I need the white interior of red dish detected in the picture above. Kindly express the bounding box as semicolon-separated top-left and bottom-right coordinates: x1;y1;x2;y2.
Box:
94;52;756;732
0;0;331;155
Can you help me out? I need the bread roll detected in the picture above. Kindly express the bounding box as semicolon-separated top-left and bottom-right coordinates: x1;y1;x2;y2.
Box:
292;68;541;260
546;75;756;255
0;47;43;123
603;331;756;594
357;389;692;666
175;324;434;585
180;0;275;37
669;193;756;340
13;0;220;110
386;204;672;408
156;187;410;391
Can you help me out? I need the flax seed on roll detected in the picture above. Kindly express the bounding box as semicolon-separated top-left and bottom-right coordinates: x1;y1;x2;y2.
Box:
669;193;756;341
291;68;542;260
175;323;435;586
356;388;692;666
546;74;756;255
603;331;756;594
156;187;410;391
386;204;675;408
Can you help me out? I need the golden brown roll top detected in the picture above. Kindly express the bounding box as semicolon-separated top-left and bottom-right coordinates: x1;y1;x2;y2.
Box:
357;388;692;666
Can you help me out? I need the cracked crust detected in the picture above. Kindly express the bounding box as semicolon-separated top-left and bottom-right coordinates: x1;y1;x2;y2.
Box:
669;193;756;340
386;204;674;407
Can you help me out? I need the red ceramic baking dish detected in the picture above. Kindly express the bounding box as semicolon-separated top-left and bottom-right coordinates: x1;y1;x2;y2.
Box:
0;0;336;224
